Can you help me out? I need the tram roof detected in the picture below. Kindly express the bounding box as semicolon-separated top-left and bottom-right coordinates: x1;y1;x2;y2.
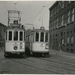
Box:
26;28;49;35
27;28;48;32
5;26;25;31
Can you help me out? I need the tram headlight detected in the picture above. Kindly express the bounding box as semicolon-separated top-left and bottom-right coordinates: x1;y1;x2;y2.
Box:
45;44;49;49
14;46;18;50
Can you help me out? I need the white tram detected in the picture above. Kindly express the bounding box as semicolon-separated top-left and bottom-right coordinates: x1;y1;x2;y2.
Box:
4;10;25;57
25;27;49;56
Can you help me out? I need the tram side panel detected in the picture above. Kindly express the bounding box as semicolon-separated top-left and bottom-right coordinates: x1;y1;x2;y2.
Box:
5;41;25;53
28;31;49;54
31;42;49;53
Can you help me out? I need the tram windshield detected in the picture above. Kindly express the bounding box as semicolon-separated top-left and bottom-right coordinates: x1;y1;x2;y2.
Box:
9;31;12;41
40;32;44;42
36;32;39;42
6;30;24;41
35;31;48;42
14;31;18;41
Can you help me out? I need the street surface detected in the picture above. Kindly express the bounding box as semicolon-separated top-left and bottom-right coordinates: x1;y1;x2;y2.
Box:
0;48;75;74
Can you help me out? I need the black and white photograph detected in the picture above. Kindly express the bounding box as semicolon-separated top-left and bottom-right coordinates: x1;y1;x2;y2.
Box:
0;0;75;74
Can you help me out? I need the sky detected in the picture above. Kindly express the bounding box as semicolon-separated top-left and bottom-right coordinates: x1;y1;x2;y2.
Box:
0;1;55;30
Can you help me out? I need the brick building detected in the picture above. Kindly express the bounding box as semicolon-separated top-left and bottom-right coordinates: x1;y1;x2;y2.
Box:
49;1;75;53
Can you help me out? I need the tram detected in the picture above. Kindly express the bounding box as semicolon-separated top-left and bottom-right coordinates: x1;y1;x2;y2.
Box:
25;27;49;56
4;10;25;57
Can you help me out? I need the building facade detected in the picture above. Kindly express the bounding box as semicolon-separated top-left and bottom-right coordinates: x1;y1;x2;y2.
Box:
49;1;75;53
0;23;7;46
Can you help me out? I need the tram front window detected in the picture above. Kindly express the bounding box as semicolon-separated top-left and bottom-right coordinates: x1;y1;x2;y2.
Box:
36;32;39;42
9;31;12;41
14;31;18;41
40;32;44;42
45;33;48;42
20;31;23;41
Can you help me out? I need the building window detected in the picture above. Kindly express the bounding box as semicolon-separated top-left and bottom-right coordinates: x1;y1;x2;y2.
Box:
50;10;52;17
71;8;74;22
71;35;74;44
61;1;64;8
56;18;58;28
61;39;64;45
67;10;70;24
54;7;56;15
67;36;69;44
57;4;59;13
61;15;64;26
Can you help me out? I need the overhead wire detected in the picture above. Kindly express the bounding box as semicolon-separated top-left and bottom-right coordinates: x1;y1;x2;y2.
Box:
29;2;55;23
29;6;45;23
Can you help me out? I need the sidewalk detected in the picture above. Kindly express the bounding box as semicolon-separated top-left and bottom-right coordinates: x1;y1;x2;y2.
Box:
49;49;75;59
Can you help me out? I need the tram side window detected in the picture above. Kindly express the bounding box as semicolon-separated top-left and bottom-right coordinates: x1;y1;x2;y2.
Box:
20;31;23;41
14;31;18;41
40;32;44;42
36;32;39;42
45;33;48;42
9;31;12;41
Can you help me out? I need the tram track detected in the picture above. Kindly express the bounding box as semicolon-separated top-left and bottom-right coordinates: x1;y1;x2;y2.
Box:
8;55;75;74
9;58;59;74
26;57;75;72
